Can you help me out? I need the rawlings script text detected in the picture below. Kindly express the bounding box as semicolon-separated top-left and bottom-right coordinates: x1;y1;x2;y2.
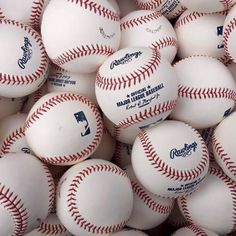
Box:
110;51;143;69
18;37;32;69
170;142;197;159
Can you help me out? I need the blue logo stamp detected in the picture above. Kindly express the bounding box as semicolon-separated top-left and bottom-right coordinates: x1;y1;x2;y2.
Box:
170;142;197;159
18;37;32;69
74;111;91;137
110;51;143;70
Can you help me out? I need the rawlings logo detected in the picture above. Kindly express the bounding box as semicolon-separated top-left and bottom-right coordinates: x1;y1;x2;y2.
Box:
18;37;32;69
170;142;197;159
110;51;143;69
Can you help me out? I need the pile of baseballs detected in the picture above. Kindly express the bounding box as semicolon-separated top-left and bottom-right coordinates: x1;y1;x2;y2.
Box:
0;0;236;235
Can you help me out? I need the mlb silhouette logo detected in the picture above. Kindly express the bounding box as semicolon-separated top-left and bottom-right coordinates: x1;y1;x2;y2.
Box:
74;111;91;137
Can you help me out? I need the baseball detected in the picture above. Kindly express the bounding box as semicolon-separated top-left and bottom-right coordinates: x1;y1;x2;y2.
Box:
0;153;55;235
131;120;209;198
116;0;139;17
120;10;178;62
56;159;133;236
170;56;236;129
124;164;174;230
178;166;236;235
47;64;97;105
223;4;236;63
212;111;236;182
172;224;219;236
174;10;227;61
24;92;103;165
95;46;178;130
0;113;32;155
0;19;49;98
113;141;132;168
25;213;72;236
0;96;25;120
0;0;50;30
41;0;121;73
179;0;236;13
111;229;148;236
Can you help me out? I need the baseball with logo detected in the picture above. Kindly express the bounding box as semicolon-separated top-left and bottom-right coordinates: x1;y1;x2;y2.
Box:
131;120;209;198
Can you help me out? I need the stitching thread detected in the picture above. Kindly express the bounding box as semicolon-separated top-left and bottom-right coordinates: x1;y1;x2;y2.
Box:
120;11;162;30
212;133;236;178
24;93;103;165
96;49;161;90
131;181;173;213
52;44;114;67
223;17;236;61
178;86;236;100
151;37;178;50
175;11;228;29
0;127;25;154
134;0;164;10
29;0;45;30
0;19;48;86
66;0;120;21
116;100;177;129
186;224;209;236
220;0;234;10
139;128;209;181
67;164;128;234
0;184;28;236
37;221;67;234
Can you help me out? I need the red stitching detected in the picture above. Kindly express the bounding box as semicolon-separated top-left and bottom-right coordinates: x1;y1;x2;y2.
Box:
0;184;28;236
116;100;177;129
175;11;227;29
151;36;178;51
24;93;103;165
37;221;67;234
186;224;209;236
120;11;162;30
220;0;234;10
42;163;55;216
0;127;25;154
178;86;236;100
0;9;4;19
29;0;45;30
131;181;173;213
52;44;114;67
178;196;193;224
96;49;161;90
212;133;236;178
223;17;236;61
66;0;120;21
0;19;48;86
134;0;164;10
138;128;209;182
67;164;128;234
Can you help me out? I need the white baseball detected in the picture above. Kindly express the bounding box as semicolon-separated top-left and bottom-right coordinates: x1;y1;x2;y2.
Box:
172;224;219;236
95;47;178;130
47;64;97;105
25;213;72;236
25;92;103;165
178;166;236;235
0;153;55;235
212;111;236;182
120;10;177;62
170;56;236;129
0;113;32;155
0;19;49;98
223;4;236;63
124;165;174;230
56;159;133;236
135;0;186;19
113;141;132;168
174;10;227;62
90;127;116;161
0;96;25;119
131;120;209;198
111;229;148;236
0;0;50;30
41;0;121;74
179;0;236;13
